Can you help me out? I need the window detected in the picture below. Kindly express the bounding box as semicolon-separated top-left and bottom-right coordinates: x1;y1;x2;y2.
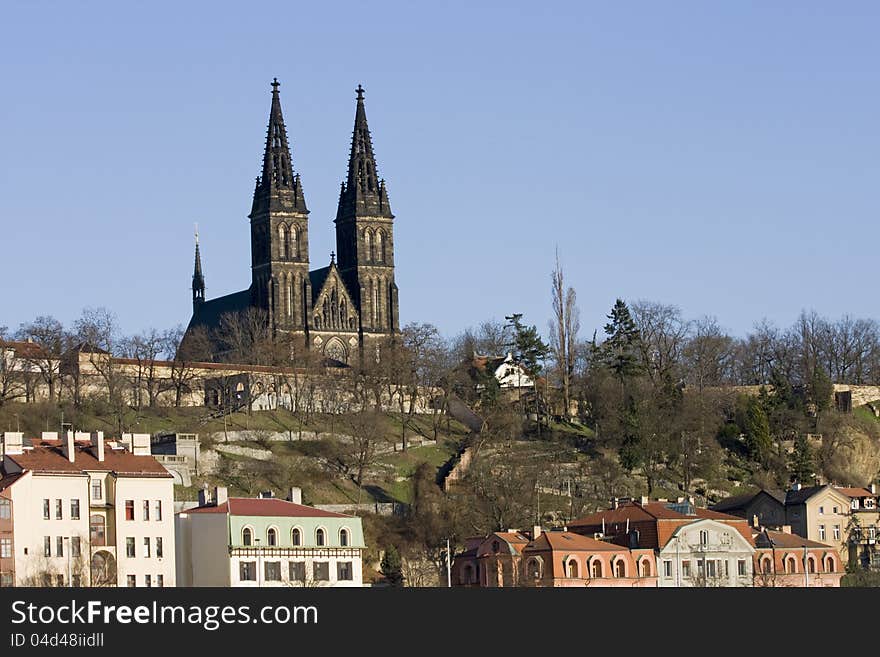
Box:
866;498;876;510
313;562;329;581
127;575;136;587
1;573;13;587
125;500;134;521
566;559;579;578
738;559;747;576
852;499;860;510
157;575;164;588
43;536;51;557
663;560;672;578
807;557;816;573
0;499;10;520
340;528;350;547
833;525;841;541
640;560;651;578
337;561;353;581
126;537;135;558
526;558;541;580
156;537;163;559
316;528;325;546
71;537;81;559
832;506;839;514
291;528;301;546
154;501;162;521
591;559;603;578
267;528;277;547
614;560;625;578
56;536;64;557
56;574;65;587
91;480;102;501
145;575;151;588
723;560;729;578
90;515;106;546
55;499;63;520
264;561;281;581
41;574;51;587
706;560;716;578
699;530;709;546
242;528;252;546
239;561;256;581
761;558;772;574
70;499;80;520
682;560;691;578
0;538;11;558
819;506;824;515
42;499;50;520
819;525;826;541
143;501;150;521
289;562;305;582
72;575;81;587
143;537;151;558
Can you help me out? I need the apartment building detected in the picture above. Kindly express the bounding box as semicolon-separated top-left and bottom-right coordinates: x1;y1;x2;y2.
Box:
0;431;175;587
176;487;364;587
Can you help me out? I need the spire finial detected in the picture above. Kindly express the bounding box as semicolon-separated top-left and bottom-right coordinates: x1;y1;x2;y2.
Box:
330;251;336;265
356;84;365;101
194;222;199;245
271;78;280;93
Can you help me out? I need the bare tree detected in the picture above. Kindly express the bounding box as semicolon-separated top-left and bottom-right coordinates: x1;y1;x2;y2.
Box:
164;325;212;407
0;327;26;407
16;316;69;402
631;300;690;386
121;328;166;409
549;250;579;419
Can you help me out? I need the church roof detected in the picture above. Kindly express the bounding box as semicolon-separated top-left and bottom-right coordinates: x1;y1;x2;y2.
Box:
187;288;252;333
308;266;330;302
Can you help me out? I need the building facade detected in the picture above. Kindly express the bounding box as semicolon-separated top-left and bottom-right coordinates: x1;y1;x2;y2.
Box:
0;431;175;587
175;487;364;587
184;81;400;365
753;528;843;587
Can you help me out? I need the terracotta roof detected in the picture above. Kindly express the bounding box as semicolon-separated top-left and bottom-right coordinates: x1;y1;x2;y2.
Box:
5;440;171;477
475;532;530;557
0;471;26;493
526;531;627;553
0;340;48;359
570;501;744;526
755;529;834;550
836;487;874;499
183;497;352;518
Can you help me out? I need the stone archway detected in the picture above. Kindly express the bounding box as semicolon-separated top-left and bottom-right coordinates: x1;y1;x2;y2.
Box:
91;550;117;587
323;337;348;364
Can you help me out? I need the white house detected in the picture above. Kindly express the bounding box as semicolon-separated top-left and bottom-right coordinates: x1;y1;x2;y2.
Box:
656;518;755;588
175;487;365;587
0;431;176;587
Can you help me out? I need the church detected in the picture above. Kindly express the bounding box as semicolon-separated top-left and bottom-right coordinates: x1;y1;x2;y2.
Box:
185;80;400;364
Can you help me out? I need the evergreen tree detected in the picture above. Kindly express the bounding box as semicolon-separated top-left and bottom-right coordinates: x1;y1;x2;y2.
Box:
601;299;643;383
788;435;816;485
380;544;404;587
740;396;772;463
512;319;550;378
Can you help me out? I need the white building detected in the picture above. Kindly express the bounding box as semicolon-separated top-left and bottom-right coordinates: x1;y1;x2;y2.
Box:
656;518;755;588
176;487;365;587
0;431;175;587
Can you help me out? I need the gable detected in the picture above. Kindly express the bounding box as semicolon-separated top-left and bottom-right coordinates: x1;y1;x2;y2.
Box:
311;267;359;332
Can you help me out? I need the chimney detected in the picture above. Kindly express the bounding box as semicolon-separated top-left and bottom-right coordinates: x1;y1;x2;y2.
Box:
42;431;58;441
752;514;760;528
0;432;24;456
639;496;649;505
781;525;792;534
90;431;105;462
532;525;542;539
198;485;211;507
871;483;877;496
214;486;228;506
288;487;302;505
61;431;75;463
611;497;619;510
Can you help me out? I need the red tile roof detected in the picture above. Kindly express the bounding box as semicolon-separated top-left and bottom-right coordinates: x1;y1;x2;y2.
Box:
184;497;352;518
0;472;26;493
569;501;744;526
527;531;628;553
0;340;48;359
758;530;834;550
836;487;873;499
6;440;171;477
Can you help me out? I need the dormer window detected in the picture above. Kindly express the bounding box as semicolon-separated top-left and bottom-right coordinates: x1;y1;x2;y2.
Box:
866;499;876;509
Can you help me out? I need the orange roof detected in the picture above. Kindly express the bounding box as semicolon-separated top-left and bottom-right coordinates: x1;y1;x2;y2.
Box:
527;531;628;553
0;340;48;359
184;497;351;518
836;487;873;499
758;529;834;550
6;440;171;477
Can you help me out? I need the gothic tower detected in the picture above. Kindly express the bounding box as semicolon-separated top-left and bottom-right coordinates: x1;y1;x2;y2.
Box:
248;78;311;335
192;228;205;313
335;85;399;342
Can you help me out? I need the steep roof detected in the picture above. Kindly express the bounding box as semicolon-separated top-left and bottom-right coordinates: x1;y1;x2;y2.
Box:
527;531;628;553
184;497;353;519
0;471;26;493
784;484;849;506
5;440;170;477
186;288;252;334
710;488;786;513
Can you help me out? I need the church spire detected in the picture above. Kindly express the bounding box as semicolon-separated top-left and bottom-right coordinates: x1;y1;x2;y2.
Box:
336;84;393;220
252;78;307;213
192;225;205;311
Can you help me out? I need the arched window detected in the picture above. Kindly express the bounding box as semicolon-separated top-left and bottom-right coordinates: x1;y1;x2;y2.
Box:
824;556;835;573
291;528;302;546
316;528;325;547
376;230;384;263
784;556;796;574
267;527;277;547
614;559;626;578
340;528;350;547
591;559;603;578
807;556;816;574
566;559;579;578
761;557;772;574
640;558;651;577
291;226;298;259
365;229;373;262
242;528;253;546
278;224;288;258
526;558;541;580
463;564;474;585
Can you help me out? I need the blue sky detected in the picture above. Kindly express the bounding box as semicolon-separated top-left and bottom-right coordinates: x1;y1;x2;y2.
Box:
1;1;878;342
